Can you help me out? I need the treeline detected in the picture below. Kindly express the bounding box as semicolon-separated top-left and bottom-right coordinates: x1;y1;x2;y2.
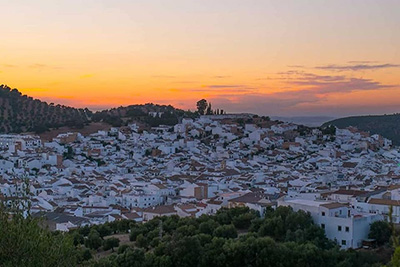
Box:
0;85;91;134
0;86;229;134
79;207;387;267
0;86;199;134
92;104;198;128
0;203;393;267
323;114;400;145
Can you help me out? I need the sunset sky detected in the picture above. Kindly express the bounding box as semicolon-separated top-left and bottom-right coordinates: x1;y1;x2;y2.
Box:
1;0;399;117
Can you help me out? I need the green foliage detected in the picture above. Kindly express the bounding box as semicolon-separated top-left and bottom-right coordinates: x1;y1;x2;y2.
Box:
199;220;219;235
84;207;388;266
321;125;336;135
232;212;257;229
78;248;93;263
136;234;149;249
97;224;112;239
117;244;130;254
92;103;197;128
103;237;120;252
369;220;391;246
213;224;238;239
0;85;91;133
2;203;387;267
323;113;400;145
85;229;102;250
0;203;77;267
72;231;85;246
391;246;400;267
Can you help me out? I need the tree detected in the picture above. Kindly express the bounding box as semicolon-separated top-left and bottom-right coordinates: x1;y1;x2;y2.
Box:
118;244;130;254
213;224;238;239
232;212;257;230
136;234;149;248
196;99;208;115
368;220;391;246
85;229;102;250
97;224;112;239
171;236;202;267
0;202;77;267
199;220;219;235
78;248;92;263
115;248;146;267
72;231;85;246
206;102;213;115
103;237;120;252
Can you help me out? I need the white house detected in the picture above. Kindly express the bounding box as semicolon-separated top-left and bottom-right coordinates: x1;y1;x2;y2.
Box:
278;198;383;249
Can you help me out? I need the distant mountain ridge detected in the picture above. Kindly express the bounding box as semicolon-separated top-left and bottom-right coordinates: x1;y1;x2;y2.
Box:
271;116;336;127
322;113;400;145
0;85;195;134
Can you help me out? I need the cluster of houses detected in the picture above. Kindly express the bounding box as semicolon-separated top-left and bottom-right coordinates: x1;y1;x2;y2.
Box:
1;114;400;249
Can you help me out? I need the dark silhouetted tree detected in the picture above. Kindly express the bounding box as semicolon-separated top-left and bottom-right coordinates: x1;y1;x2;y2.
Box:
196;99;208;115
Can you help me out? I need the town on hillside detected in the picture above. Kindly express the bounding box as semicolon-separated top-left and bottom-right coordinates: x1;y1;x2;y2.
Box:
1;112;399;250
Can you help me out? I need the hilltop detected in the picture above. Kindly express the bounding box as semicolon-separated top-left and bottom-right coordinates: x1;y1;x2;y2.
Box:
91;104;197;128
322;113;400;145
0;85;91;133
0;85;197;135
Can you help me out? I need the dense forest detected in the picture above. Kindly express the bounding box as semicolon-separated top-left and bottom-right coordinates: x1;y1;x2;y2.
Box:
323;114;400;145
1;201;395;267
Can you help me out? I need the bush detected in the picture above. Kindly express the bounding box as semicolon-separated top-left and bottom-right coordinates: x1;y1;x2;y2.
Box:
117;244;130;254
213;224;238;239
0;204;77;267
369;220;391;246
85;230;102;250
103;237;120;252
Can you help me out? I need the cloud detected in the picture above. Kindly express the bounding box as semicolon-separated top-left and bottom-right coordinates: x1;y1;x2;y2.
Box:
202;67;399;116
206;84;244;88
347;60;379;64
207;90;322;116
274;70;396;94
289;78;394;94
315;63;400;71
189;88;255;93
174;84;257;94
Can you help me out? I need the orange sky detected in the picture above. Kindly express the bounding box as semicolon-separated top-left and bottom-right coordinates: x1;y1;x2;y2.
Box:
1;0;399;116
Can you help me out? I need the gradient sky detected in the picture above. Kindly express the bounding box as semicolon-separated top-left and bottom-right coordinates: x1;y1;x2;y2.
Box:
1;0;399;116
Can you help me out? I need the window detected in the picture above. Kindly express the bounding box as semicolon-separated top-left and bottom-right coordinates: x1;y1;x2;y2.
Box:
338;226;342;232
321;224;325;229
345;226;349;232
341;240;346;246
322;212;325;216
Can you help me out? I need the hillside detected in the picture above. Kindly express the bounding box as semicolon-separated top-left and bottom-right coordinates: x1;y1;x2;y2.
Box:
0;85;197;134
0;85;91;133
322;113;400;145
92;104;198;128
